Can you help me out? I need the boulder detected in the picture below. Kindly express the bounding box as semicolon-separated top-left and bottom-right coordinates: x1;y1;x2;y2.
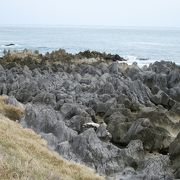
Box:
66;115;92;133
169;84;180;102
57;128;134;175
10;81;39;103
169;133;180;178
109;62;119;74
96;123;112;142
33;92;56;107
22;104;77;143
80;78;92;85
137;154;173;179
167;70;180;88
61;103;83;119
122;118;172;151
124;140;144;161
107;112;131;144
150;90;176;109
97;82;115;95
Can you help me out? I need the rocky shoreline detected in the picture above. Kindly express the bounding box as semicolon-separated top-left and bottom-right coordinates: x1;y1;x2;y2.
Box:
0;49;180;179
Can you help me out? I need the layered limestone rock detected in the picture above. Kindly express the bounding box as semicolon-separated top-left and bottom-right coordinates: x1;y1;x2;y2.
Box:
0;50;179;179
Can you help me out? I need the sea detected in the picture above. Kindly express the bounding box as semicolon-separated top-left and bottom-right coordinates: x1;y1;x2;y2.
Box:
0;26;180;67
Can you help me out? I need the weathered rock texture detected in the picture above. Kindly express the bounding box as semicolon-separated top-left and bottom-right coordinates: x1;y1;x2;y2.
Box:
0;50;179;179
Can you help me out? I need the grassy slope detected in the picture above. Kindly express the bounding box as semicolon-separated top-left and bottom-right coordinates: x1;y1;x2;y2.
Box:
0;96;104;180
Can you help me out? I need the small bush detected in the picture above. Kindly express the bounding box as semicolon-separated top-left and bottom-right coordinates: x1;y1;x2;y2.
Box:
0;96;24;121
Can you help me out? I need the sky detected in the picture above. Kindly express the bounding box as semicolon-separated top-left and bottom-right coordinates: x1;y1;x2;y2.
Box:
0;0;180;27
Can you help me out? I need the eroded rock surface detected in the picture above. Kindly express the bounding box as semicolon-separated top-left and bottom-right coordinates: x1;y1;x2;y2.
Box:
0;50;179;179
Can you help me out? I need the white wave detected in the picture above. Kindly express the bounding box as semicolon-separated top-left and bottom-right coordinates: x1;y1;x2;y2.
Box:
120;55;155;68
123;55;137;61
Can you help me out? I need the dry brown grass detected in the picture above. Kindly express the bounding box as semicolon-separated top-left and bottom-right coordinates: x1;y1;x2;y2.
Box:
0;96;24;121
0;96;104;180
4;50;42;63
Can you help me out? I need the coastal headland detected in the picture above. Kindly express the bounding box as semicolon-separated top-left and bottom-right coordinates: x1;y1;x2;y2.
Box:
0;49;180;179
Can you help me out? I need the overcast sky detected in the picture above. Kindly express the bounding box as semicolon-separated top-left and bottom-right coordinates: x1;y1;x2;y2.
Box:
1;0;180;27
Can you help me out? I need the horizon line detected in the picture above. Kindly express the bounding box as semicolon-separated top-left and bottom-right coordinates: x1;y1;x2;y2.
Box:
0;24;180;29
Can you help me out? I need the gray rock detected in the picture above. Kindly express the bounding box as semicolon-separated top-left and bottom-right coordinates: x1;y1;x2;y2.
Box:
137;154;173;179
97;62;109;74
170;102;180;116
57;128;134;175
151;90;176;109
109;62;119;74
40;132;59;150
99;94;111;102
1;55;180;178
124;140;144;161
169;84;180;102
0;83;7;95
122;118;172;151
66;115;92;132
107;112;131;143
22;104;77;143
169;133;180;178
85;107;96;120
94;98;117;116
11;81;39;103
61;103;80;119
80;78;91;85
33;92;56;107
167;70;180;88
96;123;112;142
97;82;115;95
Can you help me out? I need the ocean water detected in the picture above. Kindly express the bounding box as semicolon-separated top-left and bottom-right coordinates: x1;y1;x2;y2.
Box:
0;26;180;66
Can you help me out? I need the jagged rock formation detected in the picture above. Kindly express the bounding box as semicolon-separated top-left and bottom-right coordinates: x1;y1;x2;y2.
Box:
0;50;179;179
0;95;103;180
